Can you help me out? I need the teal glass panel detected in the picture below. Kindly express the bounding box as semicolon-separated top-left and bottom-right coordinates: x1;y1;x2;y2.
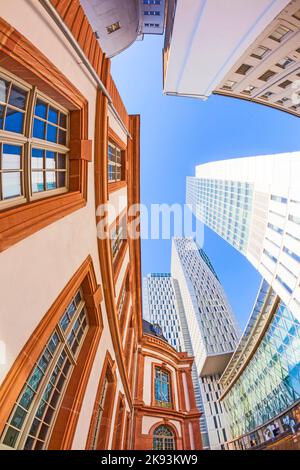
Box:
224;302;300;439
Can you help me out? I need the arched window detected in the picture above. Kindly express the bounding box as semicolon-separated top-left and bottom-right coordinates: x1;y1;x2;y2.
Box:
153;425;175;450
0;258;103;451
0;289;88;450
154;368;172;408
86;351;117;450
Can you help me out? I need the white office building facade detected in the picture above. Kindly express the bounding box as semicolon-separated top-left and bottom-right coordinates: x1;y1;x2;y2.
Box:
140;0;166;35
143;273;185;351
171;237;241;449
187;151;300;321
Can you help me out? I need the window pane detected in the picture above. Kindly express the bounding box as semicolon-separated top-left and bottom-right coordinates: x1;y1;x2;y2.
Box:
50;390;60;408
57;153;66;170
19;386;35;410
48;333;59;354
77;328;84;343
75;291;82;305
57;351;66;368
42;382;54;403
4;108;24;133
34;440;44;450
28;367;43;392
71;340;79;355
46;171;56;190
36;400;47;419
24;437;34;450
2;172;21;199
32;171;44;193
35;99;47;119
57;172;66;188
46;151;56;169
33;118;45;139
67;301;76;319
108;145;115;161
31;148;44;169
3;427;19;448
58;129;66;145
62;359;71;377
67;331;75;347
29;418;40;437
38;350;51;373
59;113;67;129
0;79;9;103
44;407;55;425
8;85;27;110
56;375;66;392
108;164;114;181
11;406;27;430
38;423;49;441
46;124;57;143
48;107;58;124
59;313;69;331
2;144;21;169
50;366;60;386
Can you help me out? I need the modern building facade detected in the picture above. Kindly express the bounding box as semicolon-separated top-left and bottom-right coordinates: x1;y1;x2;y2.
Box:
220;280;300;450
0;0;201;451
187;151;300;322
81;0;167;58
143;273;185;351
171;237;241;449
80;0;141;57
163;0;300;117
140;0;166;36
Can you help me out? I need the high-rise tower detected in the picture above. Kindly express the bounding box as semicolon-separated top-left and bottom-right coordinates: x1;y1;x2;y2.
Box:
143;239;240;449
143;273;185;351
186;152;300;320
171;237;241;449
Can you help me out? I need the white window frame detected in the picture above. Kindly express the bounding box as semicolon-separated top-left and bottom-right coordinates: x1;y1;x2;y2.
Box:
0;67;69;210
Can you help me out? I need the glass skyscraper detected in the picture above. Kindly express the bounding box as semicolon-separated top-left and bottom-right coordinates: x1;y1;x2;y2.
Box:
187;152;300;322
171;237;241;450
143;273;185;351
220;280;300;449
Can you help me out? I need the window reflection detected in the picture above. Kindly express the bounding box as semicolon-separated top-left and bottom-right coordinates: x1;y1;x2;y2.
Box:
0;144;22;200
0;78;27;134
33;99;67;146
225;303;300;440
0;71;69;206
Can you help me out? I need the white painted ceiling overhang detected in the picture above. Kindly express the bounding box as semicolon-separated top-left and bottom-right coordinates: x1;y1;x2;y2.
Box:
80;0;140;58
163;0;291;98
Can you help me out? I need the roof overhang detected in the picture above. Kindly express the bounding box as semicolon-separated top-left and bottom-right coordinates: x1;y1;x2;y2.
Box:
81;0;140;58
199;351;233;377
163;0;291;98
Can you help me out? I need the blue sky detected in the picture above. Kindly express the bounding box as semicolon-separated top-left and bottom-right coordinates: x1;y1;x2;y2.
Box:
111;35;300;330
